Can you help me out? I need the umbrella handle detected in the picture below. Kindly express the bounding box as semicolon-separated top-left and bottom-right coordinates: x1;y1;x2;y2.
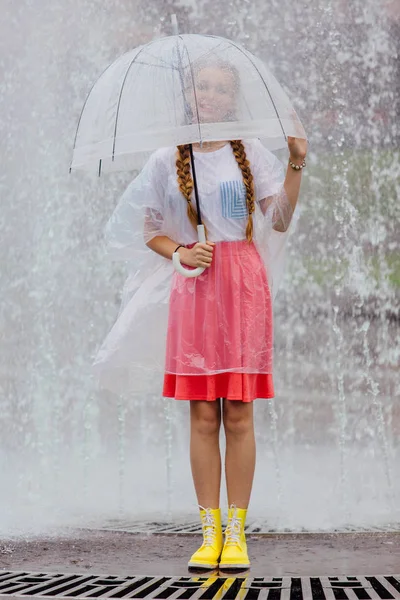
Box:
172;225;206;278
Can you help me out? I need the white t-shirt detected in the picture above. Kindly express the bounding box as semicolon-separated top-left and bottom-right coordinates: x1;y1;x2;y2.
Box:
142;139;287;245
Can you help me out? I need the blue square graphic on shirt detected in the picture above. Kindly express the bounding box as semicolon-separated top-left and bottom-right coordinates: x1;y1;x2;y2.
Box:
220;180;247;219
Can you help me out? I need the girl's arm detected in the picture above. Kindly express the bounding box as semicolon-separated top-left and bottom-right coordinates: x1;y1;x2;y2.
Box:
146;235;189;262
271;158;304;233
283;135;308;219
146;235;215;268
260;138;308;232
283;158;304;215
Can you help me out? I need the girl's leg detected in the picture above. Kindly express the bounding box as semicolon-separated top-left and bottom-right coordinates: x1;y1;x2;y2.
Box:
190;399;222;508
222;399;256;508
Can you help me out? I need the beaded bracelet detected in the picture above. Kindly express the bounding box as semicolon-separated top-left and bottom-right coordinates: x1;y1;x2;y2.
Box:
289;157;306;171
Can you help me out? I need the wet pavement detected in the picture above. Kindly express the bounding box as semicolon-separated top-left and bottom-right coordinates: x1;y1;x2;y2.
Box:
1;529;399;577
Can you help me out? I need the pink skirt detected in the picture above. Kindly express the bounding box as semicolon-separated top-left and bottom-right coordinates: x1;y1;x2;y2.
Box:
162;240;274;402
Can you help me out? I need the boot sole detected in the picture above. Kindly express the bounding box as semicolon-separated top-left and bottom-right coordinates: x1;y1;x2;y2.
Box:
219;562;250;570
188;561;219;569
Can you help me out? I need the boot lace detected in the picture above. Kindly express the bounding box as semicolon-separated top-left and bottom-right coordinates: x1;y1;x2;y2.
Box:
199;505;217;547
224;505;242;546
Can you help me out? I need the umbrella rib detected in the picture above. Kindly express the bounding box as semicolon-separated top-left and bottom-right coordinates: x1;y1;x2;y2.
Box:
112;39;159;162
192;39;227;61
176;36;203;224
206;35;287;142
69;53;126;172
178;35;202;145
132;60;179;71
140;49;179;69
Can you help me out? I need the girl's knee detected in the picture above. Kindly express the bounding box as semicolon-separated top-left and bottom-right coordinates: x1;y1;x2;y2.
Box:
222;400;253;436
190;400;221;436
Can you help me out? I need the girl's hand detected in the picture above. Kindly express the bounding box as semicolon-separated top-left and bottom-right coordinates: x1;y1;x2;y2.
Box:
180;242;215;268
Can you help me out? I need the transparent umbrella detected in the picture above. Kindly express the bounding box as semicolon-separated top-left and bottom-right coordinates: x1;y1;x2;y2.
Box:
70;26;306;277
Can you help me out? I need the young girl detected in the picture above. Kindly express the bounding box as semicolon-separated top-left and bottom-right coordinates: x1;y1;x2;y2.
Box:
93;59;307;571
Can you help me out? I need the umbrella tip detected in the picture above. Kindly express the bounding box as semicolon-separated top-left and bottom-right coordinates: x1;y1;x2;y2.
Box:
171;14;179;35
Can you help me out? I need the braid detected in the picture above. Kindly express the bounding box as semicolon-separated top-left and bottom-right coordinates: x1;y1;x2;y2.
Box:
176;145;208;237
230;140;255;243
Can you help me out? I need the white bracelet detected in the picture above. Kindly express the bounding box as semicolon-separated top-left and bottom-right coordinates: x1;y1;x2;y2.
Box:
289;157;306;170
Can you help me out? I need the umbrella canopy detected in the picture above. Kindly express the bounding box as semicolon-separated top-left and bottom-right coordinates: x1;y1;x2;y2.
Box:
70;34;306;173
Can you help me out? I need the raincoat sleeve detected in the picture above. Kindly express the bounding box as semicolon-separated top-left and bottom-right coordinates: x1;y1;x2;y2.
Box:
101;149;174;321
248;138;293;233
246;139;299;300
104;150;167;260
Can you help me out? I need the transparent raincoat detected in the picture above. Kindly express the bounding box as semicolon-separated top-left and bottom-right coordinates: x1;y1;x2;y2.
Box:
92;139;297;398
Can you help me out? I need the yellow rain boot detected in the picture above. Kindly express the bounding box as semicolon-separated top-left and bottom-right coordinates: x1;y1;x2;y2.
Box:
219;504;250;570
188;506;223;569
